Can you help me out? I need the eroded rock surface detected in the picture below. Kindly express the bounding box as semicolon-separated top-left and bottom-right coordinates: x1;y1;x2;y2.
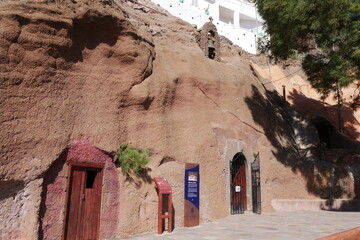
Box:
0;0;359;239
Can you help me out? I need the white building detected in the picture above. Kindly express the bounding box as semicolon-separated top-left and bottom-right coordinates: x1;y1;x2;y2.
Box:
150;0;265;54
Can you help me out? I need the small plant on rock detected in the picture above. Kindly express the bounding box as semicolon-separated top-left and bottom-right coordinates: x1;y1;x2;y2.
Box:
116;142;149;175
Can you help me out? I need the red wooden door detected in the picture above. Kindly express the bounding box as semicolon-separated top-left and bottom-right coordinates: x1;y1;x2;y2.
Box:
64;165;103;240
241;164;246;208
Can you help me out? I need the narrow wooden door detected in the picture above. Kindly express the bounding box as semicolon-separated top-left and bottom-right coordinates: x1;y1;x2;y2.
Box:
64;164;103;240
239;164;247;208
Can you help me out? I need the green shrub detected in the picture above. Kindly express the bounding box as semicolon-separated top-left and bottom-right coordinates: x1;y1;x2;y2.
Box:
116;142;149;174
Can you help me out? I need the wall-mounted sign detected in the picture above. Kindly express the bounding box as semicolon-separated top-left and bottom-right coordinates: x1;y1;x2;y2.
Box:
184;163;199;227
235;185;241;192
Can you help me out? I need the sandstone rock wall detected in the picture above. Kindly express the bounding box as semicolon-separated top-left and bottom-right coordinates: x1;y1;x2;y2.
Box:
0;2;154;238
0;0;359;239
196;21;221;61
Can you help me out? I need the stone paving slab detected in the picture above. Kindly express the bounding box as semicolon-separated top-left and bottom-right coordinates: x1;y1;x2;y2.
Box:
114;211;360;240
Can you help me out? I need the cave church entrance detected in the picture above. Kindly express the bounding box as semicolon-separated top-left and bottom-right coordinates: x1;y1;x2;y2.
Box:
230;153;247;214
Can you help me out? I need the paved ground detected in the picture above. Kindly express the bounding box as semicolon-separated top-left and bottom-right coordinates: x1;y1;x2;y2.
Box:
116;211;360;240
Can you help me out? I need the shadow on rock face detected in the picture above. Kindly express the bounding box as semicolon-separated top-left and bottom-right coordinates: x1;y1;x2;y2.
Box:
245;85;301;165
66;9;124;63
245;85;360;203
289;89;360;145
0;180;25;201
122;167;153;189
38;148;68;240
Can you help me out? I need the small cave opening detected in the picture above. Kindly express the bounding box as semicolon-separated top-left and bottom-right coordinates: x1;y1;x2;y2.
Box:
315;123;331;148
312;117;339;149
208;31;216;59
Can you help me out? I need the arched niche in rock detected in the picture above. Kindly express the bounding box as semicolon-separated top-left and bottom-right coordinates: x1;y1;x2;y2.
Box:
196;21;221;61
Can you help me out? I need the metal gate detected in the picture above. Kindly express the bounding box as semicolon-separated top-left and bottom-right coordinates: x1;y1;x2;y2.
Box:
230;153;246;214
251;153;261;214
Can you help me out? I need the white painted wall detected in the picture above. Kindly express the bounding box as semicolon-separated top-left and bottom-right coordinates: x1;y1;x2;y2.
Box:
150;0;264;53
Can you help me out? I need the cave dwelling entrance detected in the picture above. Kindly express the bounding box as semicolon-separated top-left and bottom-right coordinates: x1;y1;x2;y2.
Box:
64;162;104;240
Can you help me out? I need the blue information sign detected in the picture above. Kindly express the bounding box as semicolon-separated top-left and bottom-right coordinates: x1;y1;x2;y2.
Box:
184;164;200;209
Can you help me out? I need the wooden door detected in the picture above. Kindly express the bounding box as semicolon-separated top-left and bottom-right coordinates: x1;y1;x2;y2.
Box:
64;164;103;240
238;164;247;208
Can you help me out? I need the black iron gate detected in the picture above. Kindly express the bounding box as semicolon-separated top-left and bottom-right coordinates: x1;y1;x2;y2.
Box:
251;153;261;214
230;153;246;214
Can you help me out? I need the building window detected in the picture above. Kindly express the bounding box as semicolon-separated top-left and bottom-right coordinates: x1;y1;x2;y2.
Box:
219;6;234;24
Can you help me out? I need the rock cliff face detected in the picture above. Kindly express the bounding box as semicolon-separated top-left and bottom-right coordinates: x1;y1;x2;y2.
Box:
0;0;359;239
0;1;155;238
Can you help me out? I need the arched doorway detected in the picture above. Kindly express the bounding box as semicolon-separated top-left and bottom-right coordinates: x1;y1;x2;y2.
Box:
230;153;247;214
